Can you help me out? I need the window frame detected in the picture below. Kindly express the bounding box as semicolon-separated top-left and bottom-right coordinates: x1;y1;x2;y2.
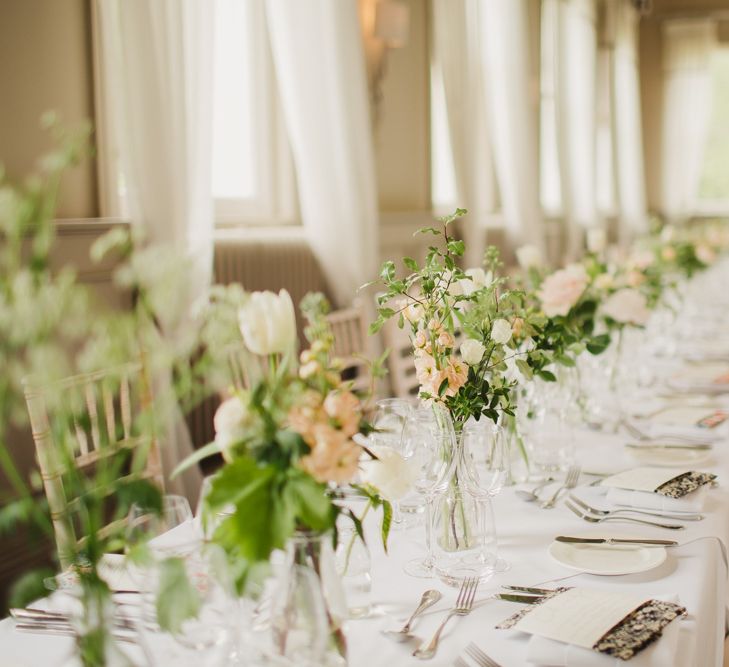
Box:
212;0;297;227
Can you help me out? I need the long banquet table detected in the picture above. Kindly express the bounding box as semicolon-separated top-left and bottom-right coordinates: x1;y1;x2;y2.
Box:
1;418;728;667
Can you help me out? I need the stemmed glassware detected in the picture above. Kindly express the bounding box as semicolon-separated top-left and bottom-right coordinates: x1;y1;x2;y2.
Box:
125;495;234;666
371;398;420;529
403;405;458;578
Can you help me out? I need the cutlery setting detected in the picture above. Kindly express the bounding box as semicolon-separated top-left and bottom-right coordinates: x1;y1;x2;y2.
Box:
564;499;686;529
567;493;704;521
540;466;581;509
382;589;442;641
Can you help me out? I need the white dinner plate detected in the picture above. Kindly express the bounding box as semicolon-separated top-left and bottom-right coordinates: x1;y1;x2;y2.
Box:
626;445;713;468
548;533;667;576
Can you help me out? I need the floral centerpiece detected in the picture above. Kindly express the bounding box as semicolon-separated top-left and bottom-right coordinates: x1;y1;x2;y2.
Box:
369;209;565;578
177;291;391;661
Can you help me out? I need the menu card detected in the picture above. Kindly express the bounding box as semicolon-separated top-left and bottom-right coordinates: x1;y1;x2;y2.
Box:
600;467;683;493
498;588;686;661
499;588;646;649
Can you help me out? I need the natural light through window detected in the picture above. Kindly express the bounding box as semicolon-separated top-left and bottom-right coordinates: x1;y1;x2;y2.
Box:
698;46;729;208
212;0;255;200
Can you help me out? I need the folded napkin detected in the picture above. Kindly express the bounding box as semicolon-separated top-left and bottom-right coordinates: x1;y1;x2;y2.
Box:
526;609;681;666
667;364;729;394
628;416;719;443
606;486;707;512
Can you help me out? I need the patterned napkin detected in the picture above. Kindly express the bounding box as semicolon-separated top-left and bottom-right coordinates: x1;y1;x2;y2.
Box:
497;588;686;662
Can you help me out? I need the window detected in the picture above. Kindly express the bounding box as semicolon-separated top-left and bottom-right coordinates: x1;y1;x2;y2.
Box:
697;45;729;211
429;61;458;214
211;0;296;225
539;0;562;216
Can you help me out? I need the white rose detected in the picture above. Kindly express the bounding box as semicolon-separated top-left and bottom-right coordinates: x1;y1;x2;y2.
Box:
214;396;249;456
403;302;425;323
516;244;543;269
660;226;676;242
601;288;650;326
594;273;614;290
360;445;418;501
238;289;296;356
491;318;512;344
460;338;486;365
459;268;493;296
587;228;607;254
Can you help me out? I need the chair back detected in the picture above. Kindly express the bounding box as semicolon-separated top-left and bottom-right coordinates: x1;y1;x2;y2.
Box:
326;301;371;394
23;363;163;567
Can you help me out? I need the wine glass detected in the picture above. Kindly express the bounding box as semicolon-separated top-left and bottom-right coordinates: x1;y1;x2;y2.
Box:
403;405;458;578
371;398;420;529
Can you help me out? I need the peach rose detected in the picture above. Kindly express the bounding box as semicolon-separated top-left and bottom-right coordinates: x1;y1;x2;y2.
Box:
323;390;361;437
661;246;677;262
300;427;361;484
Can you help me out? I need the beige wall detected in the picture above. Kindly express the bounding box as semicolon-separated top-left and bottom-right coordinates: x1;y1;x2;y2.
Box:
373;0;431;212
0;0;98;218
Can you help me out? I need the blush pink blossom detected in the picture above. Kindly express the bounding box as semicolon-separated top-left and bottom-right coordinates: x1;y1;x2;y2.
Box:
537;264;589;317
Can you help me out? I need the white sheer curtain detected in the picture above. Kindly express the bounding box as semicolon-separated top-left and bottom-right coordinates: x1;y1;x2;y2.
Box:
611;0;648;240
553;0;598;259
432;0;497;267
94;0;213;503
265;0;378;307
661;19;717;223
477;0;545;254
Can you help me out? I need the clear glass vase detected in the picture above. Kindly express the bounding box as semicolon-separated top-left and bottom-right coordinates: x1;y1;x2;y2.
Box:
73;577;136;667
430;413;502;586
270;531;347;666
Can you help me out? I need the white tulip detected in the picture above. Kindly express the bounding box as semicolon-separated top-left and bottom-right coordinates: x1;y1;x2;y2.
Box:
460;338;486;365
360;445;418;501
516;244;543;269
587;228;607;254
491;318;512;344
238;289;296;356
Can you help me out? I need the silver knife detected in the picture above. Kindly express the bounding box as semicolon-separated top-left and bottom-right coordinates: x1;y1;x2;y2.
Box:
555;535;678;546
494;593;544;604
625;442;712;450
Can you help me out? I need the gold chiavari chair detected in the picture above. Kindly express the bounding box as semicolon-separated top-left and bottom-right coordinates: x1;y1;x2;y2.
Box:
23;363;163;568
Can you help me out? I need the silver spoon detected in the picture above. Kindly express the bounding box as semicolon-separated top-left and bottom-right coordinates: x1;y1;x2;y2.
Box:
383;589;442;641
515;477;555;502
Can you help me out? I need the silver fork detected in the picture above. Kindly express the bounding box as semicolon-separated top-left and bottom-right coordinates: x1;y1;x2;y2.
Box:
564;500;685;530
621;419;713;444
568;494;704;521
413;577;479;659
453;658;470;667
466;641;502;667
541;466;581;509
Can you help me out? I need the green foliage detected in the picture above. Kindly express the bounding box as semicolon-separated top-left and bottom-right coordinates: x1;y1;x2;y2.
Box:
155;557;202;634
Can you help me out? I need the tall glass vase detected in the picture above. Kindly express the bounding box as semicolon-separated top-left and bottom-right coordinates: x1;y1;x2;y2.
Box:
270;531;347;666
74;575;135;667
430;412;503;586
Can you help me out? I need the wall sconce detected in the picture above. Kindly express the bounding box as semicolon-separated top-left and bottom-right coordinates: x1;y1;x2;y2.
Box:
370;0;409;126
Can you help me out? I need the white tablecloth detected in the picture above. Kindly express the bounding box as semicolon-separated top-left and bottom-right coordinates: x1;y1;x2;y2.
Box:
2;425;728;667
